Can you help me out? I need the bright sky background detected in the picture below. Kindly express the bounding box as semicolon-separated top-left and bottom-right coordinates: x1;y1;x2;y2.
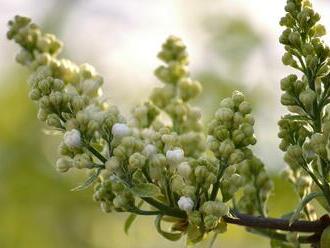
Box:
0;0;330;170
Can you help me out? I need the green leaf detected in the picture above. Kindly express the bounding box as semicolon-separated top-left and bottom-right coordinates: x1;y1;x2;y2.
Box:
154;215;182;241
289;191;324;225
283;114;310;122
42;128;63;136
71;168;101;191
124;201;143;234
131;183;161;197
124;213;137;234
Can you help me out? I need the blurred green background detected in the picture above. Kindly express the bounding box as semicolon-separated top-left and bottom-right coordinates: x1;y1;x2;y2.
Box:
1;0;330;247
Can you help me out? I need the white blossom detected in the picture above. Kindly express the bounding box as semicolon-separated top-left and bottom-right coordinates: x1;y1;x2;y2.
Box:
166;148;184;166
112;123;131;138
63;129;81;148
177;196;194;212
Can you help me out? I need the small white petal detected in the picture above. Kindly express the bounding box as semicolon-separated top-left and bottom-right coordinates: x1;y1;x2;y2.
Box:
112;123;131;138
63;129;81;148
177;196;194;212
166;148;184;166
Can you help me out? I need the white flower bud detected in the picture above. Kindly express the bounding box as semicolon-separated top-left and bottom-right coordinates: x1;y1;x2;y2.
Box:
56;157;72;172
166;148;184;166
112;123;131;138
178;196;194;212
177;162;192;178
142;144;157;158
63;129;81;148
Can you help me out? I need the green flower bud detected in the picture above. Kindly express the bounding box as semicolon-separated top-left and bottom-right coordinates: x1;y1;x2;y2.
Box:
284;145;304;169
314;24;326;37
288;32;301;47
194;166;208;183
29;89;41;100
228;150;245;164
178;78;202;101
177;162;192;178
280;74;297;91
188;211;202;226
150;153;166;168
204;215;219;231
281;92;296;106
215;108;234;122
219;139;235;158
232;130;245;145
49;91;63;106
105;157;121;172
220;98;235;109
299;88;316;109
200;201;229;217
310;133;327;158
45;114;62;128
282;52;297;67
182;185;196;198
128;152;146;170
73;153;91;169
171;175;185;194
232;91;245;106
238;101;252;114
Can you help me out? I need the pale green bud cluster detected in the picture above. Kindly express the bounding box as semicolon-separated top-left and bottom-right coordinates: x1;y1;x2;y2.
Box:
15;8;330;245
236;157;273;215
207;91;272;215
7;16;124;175
208;91;256;156
150;36;205;158
200;201;228;231
279;0;330;226
7;16;62;70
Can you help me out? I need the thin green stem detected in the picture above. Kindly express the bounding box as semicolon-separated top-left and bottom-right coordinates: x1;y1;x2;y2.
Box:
208;232;218;248
84;143;107;164
141;197;186;219
210;160;226;201
128;206;161;216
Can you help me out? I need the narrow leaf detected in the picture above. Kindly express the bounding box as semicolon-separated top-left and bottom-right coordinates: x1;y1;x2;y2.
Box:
289;191;324;225
71;168;101;191
131;183;161;197
42;128;63;136
124;201;143;234
283;115;310;121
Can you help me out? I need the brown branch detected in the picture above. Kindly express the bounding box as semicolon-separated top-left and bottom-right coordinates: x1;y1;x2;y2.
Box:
223;212;330;233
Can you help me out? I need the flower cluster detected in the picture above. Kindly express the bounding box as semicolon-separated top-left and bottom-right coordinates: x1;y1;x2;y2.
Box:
278;0;330;246
8;0;330;245
279;0;330;216
208;91;273;215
